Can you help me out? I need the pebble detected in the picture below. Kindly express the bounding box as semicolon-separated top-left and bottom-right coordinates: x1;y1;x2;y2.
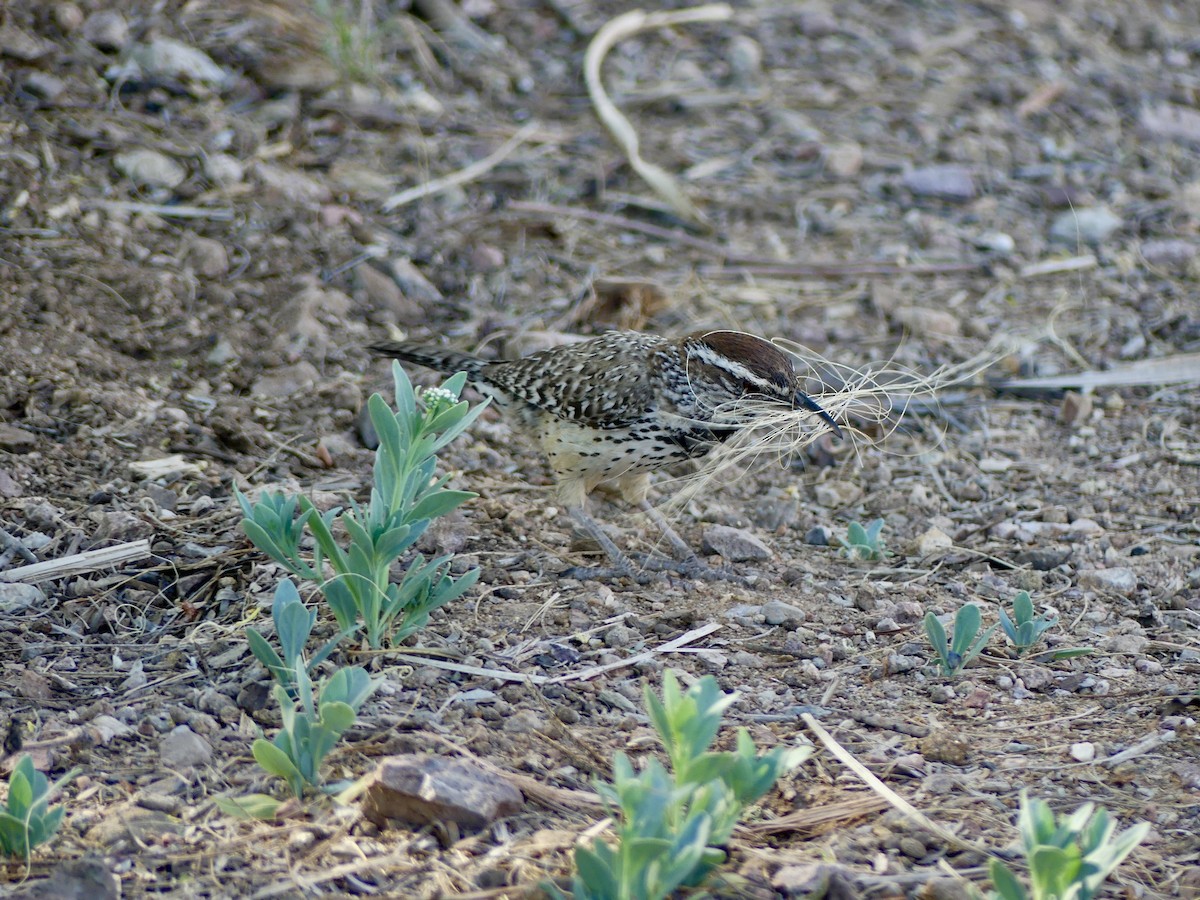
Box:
203;152;245;187
159;725;212;768
114;149;186;189
22;72;66;103
251;361;320;398
762;600;806;628
1141;239;1197;272
890;306;961;336
973;231;1015;255
0;583;46;613
701;524;772;561
93;510;154;542
914;526;953;556
1139;102;1200;145
902;164;977;201
130;37;228;85
82;10;129;51
1049;206;1122;245
727;35;763;85
362;755;523;831
1016;547;1072;571
1069;742;1095;763
182;236;228;278
1016;664;1054;692
804;525;830;546
824;142;864;177
1079;567;1138;597
814;480;862;507
0;423;37;452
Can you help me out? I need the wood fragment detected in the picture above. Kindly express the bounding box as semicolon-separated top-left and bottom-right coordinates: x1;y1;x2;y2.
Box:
1018;254;1097;278
801;713;994;857
1;539;152;584
382;122;540;211
994;353;1200;392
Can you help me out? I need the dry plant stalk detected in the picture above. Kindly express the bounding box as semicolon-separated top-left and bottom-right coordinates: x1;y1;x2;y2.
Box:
584;4;733;229
657;338;1010;512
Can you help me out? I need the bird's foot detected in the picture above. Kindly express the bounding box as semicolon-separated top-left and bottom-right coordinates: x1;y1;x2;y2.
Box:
637;553;758;587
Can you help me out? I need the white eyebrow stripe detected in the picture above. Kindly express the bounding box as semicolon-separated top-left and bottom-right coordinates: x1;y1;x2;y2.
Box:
691;344;781;392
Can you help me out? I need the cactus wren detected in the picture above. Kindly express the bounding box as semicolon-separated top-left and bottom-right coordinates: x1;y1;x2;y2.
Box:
370;330;840;581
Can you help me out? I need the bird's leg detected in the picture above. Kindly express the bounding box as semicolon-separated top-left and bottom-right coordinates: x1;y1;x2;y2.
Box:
638;501;755;586
639;501;699;562
561;506;653;584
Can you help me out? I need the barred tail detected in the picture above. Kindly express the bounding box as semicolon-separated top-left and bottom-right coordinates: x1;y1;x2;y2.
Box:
368;341;487;379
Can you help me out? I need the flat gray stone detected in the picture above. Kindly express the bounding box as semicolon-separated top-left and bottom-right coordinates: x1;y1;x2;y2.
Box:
363;754;523;831
702;525;772;562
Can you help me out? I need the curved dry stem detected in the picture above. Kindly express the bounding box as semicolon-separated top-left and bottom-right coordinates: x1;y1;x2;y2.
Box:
656;336;1014;514
583;4;733;229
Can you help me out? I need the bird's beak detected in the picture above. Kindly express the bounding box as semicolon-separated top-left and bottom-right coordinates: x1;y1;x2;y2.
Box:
795;390;843;440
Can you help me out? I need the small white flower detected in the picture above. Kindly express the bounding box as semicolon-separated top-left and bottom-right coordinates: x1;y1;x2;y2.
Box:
420;386;458;414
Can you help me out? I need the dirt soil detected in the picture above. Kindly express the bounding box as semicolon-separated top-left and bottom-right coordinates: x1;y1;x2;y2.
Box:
1;0;1198;897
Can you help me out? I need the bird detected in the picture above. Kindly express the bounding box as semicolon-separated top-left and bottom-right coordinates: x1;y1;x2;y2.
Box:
370;330;841;582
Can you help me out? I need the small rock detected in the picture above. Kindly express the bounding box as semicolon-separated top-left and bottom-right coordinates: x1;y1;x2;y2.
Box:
114;149;186;189
1059;391;1092;426
762;600;805;627
357;263;423;324
0;423;37;452
824;141;864;178
1069;742;1095;763
814;480;862;507
898;836;927;859
1049;207;1122;245
92;510;153;542
4;858;120;900
469;243;505;273
1138;103;1200;145
903;164;977;201
914;527;953;557
182;236;228;278
890;306;961;337
362;755;523;831
54;3;85;33
385;258;444;305
804;525;830;546
1104;633;1148;655
159;725;212;768
1016;664;1054;692
920;732;970;765
251;361;321;398
1141;239;1197;272
0;25;57;61
771;863;856;896
702;525;772;561
727;35;763;85
255;163;332;206
82;10;128;51
973;231;1015;255
603;624;637;648
1079;567;1137;597
22;72;66;103
130;37;227;85
203;152;244;187
0;583;45;613
1016;547;1072;571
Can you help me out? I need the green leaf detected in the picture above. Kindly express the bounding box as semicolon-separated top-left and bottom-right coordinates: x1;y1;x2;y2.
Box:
988;860;1028;900
252;738;304;795
1013;590;1033;624
574;843;619;900
408;489;477;522
924;611;949;671
215;794;283;820
950;604;982;657
1028;844;1082;897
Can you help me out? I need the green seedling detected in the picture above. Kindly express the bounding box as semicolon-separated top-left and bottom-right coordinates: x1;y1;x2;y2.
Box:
839;518;887;560
989;791;1149;900
252;663;376;799
561;670;811;900
238;364;486;649
247;579;346;696
998;591;1056;654
0;755;78;859
925;603;998;676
